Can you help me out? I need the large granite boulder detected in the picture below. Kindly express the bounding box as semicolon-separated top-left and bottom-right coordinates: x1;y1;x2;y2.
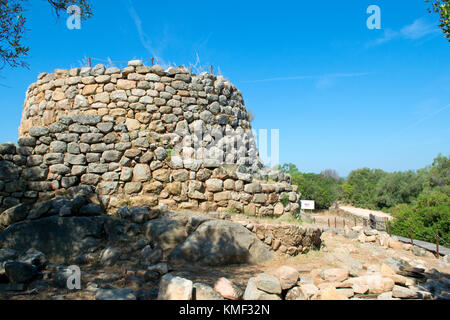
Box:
0;216;103;263
168;219;273;266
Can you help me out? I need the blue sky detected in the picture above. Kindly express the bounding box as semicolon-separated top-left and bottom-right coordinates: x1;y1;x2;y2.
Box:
0;0;449;177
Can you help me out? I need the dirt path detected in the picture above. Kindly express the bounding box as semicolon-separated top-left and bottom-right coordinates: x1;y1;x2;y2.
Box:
337;205;393;220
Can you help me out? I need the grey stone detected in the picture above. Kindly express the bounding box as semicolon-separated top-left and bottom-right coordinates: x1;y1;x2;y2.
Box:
95;288;137;300
124;182;142;194
50;164;70;175
27;201;52;220
91;64;106;76
18;248;48;270
18;137;36;147
4;261;38;283
0;203;29;227
44;153;64;165
80;133;104;144
194;283;224;300
392;285;419;299
29;126;49;137
0;217;103;263
254;273;282;294
88;163;109;174
0;248;17;262
157;274;193;300
140;245;163;265
79;203;102;216
0;143;16;154
168;219;272;266
22;167;49;180
205;179;223;192
100;247;121;266
199;110;214;124
50;141;67;153
102;150;122;162
412;246;427;257
147;262;169;275
243;277;282;300
65;154;86;165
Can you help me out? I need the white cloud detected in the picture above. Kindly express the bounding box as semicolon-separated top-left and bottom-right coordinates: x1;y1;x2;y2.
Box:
367;18;440;47
400;18;438;40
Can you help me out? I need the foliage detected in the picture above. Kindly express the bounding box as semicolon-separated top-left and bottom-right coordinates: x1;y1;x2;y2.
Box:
0;0;93;69
280;193;289;207
373;171;425;209
345;168;387;209
424;153;450;188
281;164;341;210
390;186;450;246
426;0;450;41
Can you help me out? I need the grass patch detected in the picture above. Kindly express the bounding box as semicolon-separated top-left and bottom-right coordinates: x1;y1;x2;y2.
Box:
280;194;290;207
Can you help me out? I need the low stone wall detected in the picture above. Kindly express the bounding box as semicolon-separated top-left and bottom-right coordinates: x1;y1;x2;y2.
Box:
236;220;323;256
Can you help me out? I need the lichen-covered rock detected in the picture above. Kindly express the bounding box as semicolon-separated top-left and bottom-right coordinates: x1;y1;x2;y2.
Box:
243;277;281;300
193;283;224;300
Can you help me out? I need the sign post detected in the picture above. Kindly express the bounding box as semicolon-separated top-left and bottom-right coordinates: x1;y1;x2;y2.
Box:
301;200;315;217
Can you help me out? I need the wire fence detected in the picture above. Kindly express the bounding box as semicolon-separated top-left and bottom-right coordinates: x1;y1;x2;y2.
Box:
306;213;448;256
77;56;218;76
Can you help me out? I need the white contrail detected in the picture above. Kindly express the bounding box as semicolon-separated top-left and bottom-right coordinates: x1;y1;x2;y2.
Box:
242;72;370;83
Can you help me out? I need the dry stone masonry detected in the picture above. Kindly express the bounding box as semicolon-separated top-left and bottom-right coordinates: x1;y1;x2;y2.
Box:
0;60;301;215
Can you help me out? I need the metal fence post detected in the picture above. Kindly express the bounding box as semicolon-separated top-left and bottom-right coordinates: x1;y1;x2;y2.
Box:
436;233;440;259
410;228;413;246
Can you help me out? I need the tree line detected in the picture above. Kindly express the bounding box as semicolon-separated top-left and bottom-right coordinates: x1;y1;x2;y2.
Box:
281;154;450;245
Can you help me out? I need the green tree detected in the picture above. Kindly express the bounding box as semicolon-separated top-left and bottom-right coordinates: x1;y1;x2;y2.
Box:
0;0;93;69
426;153;450;188
345;168;387;209
390;187;450;246
282;164;341;210
374;171;424;209
426;0;450;41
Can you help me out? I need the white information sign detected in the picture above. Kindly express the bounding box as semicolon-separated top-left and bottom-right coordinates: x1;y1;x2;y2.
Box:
301;200;315;210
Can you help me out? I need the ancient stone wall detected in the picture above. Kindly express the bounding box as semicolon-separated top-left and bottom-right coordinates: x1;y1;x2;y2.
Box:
0;60;300;215
238;220;323;256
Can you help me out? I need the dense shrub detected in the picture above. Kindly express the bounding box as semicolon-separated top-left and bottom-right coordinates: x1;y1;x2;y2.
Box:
390;187;450;246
